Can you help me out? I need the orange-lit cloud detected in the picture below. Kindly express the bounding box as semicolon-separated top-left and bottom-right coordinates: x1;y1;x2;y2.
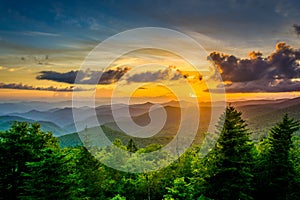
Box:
209;42;300;92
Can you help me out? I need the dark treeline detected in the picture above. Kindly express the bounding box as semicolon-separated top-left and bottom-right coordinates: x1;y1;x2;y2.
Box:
0;106;300;200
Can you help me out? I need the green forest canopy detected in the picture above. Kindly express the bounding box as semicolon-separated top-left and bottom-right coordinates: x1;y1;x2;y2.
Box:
0;106;299;200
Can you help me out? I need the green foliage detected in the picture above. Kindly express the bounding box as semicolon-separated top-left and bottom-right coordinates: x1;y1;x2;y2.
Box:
0;109;299;200
136;143;163;153
0;122;59;199
254;114;300;200
163;177;194;200
112;138;127;150
127;138;138;153
20;148;75;199
203;106;254;200
111;194;126;200
69;146;106;199
59;132;83;147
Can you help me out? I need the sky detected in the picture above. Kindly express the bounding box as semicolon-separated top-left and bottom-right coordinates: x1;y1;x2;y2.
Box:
1;0;300;102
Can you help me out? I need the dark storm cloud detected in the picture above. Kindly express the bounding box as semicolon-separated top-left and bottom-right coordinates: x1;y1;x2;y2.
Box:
209;51;268;82
36;67;131;84
208;42;300;92
0;83;89;92
293;24;300;35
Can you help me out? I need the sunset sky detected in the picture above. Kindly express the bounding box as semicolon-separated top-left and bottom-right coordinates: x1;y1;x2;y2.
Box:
1;0;300;102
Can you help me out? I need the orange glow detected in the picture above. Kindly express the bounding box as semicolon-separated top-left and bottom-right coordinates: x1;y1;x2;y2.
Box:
0;87;300;102
0;89;73;100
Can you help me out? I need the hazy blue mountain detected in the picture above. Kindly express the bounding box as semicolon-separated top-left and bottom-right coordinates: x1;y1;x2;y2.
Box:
10;107;92;128
2;97;300;144
0;115;66;136
0;101;74;115
63;102;153;133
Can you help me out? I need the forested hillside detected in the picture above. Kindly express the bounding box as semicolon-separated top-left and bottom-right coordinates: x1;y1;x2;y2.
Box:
0;106;299;200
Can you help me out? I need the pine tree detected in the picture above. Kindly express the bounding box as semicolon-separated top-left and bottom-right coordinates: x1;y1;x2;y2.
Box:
127;138;138;153
254;114;300;199
0;122;59;199
72;146;106;199
203;106;254;200
20;148;75;199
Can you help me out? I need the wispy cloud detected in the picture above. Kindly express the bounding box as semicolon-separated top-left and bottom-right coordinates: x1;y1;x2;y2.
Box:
22;31;60;37
0;83;90;92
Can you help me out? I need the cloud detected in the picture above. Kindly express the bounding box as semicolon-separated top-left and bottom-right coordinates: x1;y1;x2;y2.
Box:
86;17;102;30
222;80;300;93
36;67;131;84
37;66;200;85
126;66;184;83
208;42;300;92
22;31;60;37
293;24;300;36
126;66;201;83
0;83;90;92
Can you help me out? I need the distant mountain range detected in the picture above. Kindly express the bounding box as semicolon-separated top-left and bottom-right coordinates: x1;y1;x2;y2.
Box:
0;97;299;143
0;101;72;115
0;115;66;136
232;97;300;137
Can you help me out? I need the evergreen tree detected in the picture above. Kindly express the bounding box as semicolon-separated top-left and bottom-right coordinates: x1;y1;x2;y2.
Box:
127;138;138;153
20;148;75;199
0;122;58;199
203;106;254;200
71;146;106;199
163;177;194;200
254;114;300;199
